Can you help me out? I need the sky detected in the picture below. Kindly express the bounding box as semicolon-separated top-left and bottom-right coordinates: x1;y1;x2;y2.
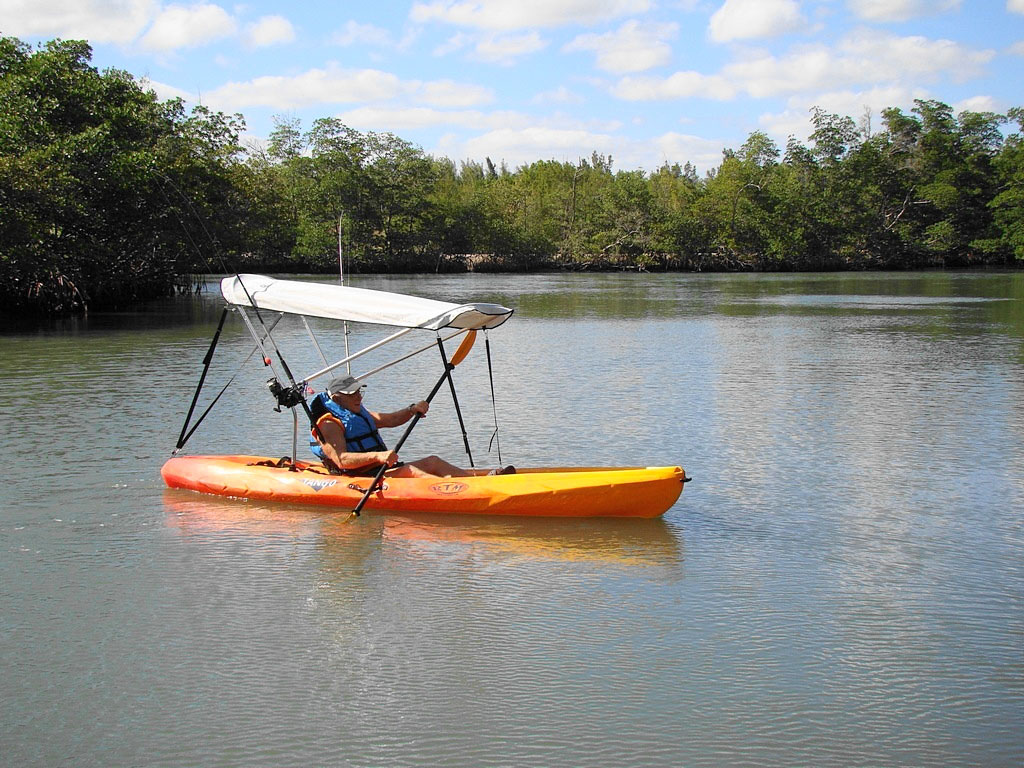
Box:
2;0;1023;173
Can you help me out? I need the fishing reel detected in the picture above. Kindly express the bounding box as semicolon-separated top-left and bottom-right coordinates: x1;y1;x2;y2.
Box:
267;378;306;412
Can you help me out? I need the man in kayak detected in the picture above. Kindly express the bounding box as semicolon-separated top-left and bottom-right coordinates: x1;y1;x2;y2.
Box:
309;375;514;478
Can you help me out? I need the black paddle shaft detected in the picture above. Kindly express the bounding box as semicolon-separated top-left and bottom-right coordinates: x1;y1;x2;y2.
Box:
349;362;455;517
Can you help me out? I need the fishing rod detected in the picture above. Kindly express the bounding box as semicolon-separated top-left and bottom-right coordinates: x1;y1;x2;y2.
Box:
157;171;322;465
339;212;351;374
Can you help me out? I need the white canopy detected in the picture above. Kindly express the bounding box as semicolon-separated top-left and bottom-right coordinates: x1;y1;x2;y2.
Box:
221;274;513;331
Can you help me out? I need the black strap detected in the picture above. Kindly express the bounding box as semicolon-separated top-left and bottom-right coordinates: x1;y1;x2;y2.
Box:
440;336;474;467
174;307;228;452
485;331;503;465
248;456;293;468
173;311;283;454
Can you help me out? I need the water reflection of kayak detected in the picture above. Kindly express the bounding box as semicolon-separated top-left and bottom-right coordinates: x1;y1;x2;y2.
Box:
380;514;684;567
163;489;357;537
163;489;684;566
162;455;685;519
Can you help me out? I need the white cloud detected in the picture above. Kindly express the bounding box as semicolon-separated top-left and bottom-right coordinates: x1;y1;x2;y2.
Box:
430;27;547;63
847;0;961;22
243;15;294;48
722;46;831;99
0;0;157;44
333;20;395;47
837;28;993;82
206;67;409;110
761;91;1004;143
338;106;527;132
433;33;471;56
203;66;493;111
646;132;725;172
140;3;236;52
564;20;678;74
609;28;993;107
419;80;495;107
533;86;585;105
473;32;547;64
722;29;993;98
708;0;805;43
954;95;1000;113
1010;40;1024;55
1010;0;1024;14
409;0;650;31
2;2;295;52
795;85;925;119
757;109;815;143
613;71;737;100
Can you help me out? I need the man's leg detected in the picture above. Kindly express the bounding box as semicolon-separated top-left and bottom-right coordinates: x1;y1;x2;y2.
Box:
387;455;471;478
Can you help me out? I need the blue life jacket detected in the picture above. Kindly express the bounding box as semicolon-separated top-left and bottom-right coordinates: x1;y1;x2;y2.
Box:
308;392;387;460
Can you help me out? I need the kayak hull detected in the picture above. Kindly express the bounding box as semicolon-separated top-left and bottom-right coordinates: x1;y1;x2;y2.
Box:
161;455;685;518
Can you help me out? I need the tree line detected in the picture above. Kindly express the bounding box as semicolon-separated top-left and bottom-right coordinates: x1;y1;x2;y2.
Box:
2;36;1022;316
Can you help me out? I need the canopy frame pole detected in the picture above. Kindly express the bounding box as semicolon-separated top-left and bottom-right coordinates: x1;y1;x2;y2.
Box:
302;325;417;385
233;286;323;469
304;323;476;386
351;328;467;383
344;323;352;375
297;300;487;385
436;335;474;467
301;316;330;367
292;409;299;468
236;306;281;380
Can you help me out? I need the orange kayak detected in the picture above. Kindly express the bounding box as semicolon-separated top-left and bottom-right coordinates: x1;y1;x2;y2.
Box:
161;455;686;518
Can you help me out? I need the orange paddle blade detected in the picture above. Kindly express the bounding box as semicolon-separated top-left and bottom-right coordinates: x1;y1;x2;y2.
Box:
450;330;477;366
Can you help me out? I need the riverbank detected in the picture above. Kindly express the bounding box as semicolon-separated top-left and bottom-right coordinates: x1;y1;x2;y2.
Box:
234;249;1024;278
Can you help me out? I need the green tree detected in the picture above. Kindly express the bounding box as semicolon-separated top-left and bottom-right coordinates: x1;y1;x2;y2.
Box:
647;161;706;265
990;107;1024;260
427;158;492;267
301;118;364;267
873;100;1006;265
0;36;244;314
360;131;438;267
697;132;780;264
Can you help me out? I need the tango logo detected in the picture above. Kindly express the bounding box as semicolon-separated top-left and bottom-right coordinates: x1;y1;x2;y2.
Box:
430;482;467;495
302;478;338;492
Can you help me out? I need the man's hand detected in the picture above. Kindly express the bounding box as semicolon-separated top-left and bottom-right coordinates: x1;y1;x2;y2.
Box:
376;450;400;467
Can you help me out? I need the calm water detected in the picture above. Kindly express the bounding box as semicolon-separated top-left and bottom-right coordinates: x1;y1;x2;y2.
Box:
1;272;1022;767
